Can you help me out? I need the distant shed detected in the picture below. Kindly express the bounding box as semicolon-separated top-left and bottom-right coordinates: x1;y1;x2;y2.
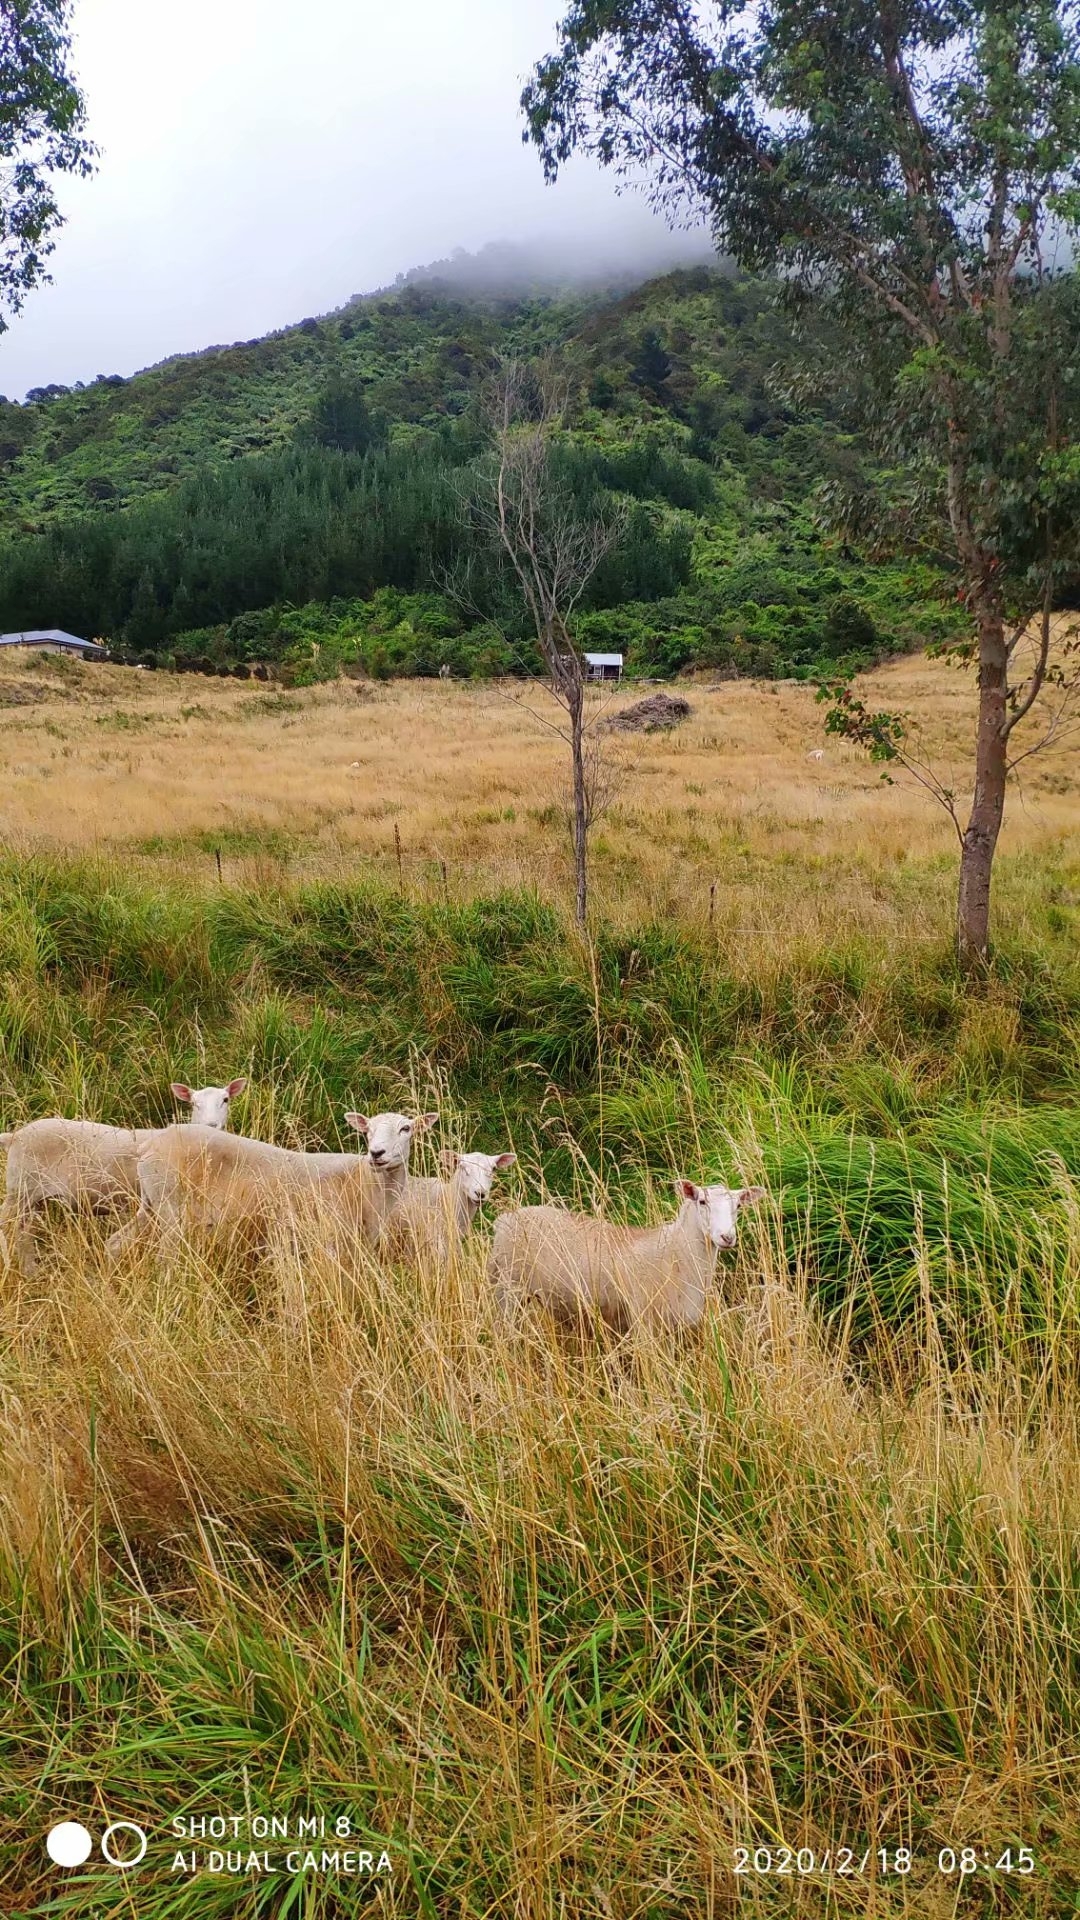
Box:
0;629;107;658
584;651;623;683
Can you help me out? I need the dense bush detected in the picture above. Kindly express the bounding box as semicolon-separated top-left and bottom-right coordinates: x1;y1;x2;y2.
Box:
173;589;512;683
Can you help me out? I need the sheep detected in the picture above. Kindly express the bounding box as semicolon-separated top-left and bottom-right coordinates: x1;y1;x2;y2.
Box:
379;1148;516;1266
0;1078;248;1277
106;1108;438;1263
169;1079;248;1129
488;1179;765;1332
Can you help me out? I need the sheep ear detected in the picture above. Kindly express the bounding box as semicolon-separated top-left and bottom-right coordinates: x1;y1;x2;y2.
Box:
171;1083;193;1103
344;1112;369;1135
676;1179;701;1201
737;1186;766;1209
415;1112;439;1131
226;1078;248;1098
439;1149;459;1172
494;1152;516;1169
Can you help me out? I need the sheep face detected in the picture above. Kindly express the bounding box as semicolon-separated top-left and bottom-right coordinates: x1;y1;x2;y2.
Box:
441;1149;516;1208
345;1109;438;1170
677;1180;766;1251
171;1079;248;1128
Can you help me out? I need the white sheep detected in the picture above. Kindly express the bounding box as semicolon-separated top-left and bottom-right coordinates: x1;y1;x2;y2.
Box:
0;1078;248;1276
488;1179;765;1331
169;1080;248;1129
107;1108;438;1262
379;1148;515;1265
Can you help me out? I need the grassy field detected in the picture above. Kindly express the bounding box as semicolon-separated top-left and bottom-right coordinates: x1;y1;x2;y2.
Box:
3;642;1078;931
2;653;1080;1916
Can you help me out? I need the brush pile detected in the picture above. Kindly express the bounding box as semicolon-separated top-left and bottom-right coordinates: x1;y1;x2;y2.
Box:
602;691;692;732
595;691;687;733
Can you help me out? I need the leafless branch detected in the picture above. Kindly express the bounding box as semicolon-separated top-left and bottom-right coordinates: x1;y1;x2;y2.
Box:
888;737;966;848
454;357;631;924
572;726;627;837
1002;590;1055;739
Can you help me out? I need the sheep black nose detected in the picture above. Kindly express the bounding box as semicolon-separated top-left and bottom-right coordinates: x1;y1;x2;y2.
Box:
370;1149;386;1165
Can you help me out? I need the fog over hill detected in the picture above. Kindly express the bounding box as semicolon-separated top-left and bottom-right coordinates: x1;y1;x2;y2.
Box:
5;231;721;394
158;229;721;378
5;226;720;396
388;231;721;302
0;0;716;401
0;252;961;692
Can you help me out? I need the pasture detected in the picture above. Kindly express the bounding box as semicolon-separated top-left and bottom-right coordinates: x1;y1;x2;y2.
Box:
2;650;1080;1915
3;641;1079;934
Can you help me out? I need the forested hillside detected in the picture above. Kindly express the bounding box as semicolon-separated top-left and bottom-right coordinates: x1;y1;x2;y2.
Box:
0;259;961;678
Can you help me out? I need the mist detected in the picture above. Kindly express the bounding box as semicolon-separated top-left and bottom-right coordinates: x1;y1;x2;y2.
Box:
0;0;714;402
389;232;717;303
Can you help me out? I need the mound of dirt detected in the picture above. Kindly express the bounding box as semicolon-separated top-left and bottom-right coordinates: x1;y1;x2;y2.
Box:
603;691;693;733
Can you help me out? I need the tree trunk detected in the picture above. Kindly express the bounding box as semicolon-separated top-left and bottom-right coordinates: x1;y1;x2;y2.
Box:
956;608;1008;968
569;682;588;926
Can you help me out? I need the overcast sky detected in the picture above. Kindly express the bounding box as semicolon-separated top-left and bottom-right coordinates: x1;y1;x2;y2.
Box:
0;0;710;400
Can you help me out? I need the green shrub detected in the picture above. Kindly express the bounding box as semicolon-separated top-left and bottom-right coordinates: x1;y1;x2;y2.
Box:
821;592;880;659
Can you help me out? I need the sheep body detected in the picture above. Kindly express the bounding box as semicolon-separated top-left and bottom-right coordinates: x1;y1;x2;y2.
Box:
109;1109;437;1260
0;1079;247;1275
489;1181;764;1331
379;1149;514;1266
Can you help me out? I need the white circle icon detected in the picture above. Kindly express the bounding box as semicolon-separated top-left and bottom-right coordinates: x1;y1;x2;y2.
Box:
100;1821;148;1868
46;1822;93;1868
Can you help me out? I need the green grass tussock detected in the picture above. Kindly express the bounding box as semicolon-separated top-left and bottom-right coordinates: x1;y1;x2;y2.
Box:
4;852;1080;1325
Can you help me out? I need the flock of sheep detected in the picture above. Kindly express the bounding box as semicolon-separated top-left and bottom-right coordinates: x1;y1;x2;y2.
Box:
0;1080;765;1329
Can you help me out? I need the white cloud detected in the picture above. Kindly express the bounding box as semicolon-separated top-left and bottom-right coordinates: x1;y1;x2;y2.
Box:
0;0;710;398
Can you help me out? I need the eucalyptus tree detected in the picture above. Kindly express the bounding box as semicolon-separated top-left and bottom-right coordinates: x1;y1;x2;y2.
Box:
523;0;1080;964
0;0;96;325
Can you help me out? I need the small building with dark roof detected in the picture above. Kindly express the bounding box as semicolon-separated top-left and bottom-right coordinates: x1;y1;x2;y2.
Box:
584;651;624;683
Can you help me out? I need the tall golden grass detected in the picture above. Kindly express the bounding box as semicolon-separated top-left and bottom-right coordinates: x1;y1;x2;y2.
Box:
2;646;1078;941
3;1160;1079;1915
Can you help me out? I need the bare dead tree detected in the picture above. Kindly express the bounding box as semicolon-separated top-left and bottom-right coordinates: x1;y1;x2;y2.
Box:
458;361;628;926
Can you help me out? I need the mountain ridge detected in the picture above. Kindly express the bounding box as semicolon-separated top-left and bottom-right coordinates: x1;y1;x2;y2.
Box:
0;253;960;679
